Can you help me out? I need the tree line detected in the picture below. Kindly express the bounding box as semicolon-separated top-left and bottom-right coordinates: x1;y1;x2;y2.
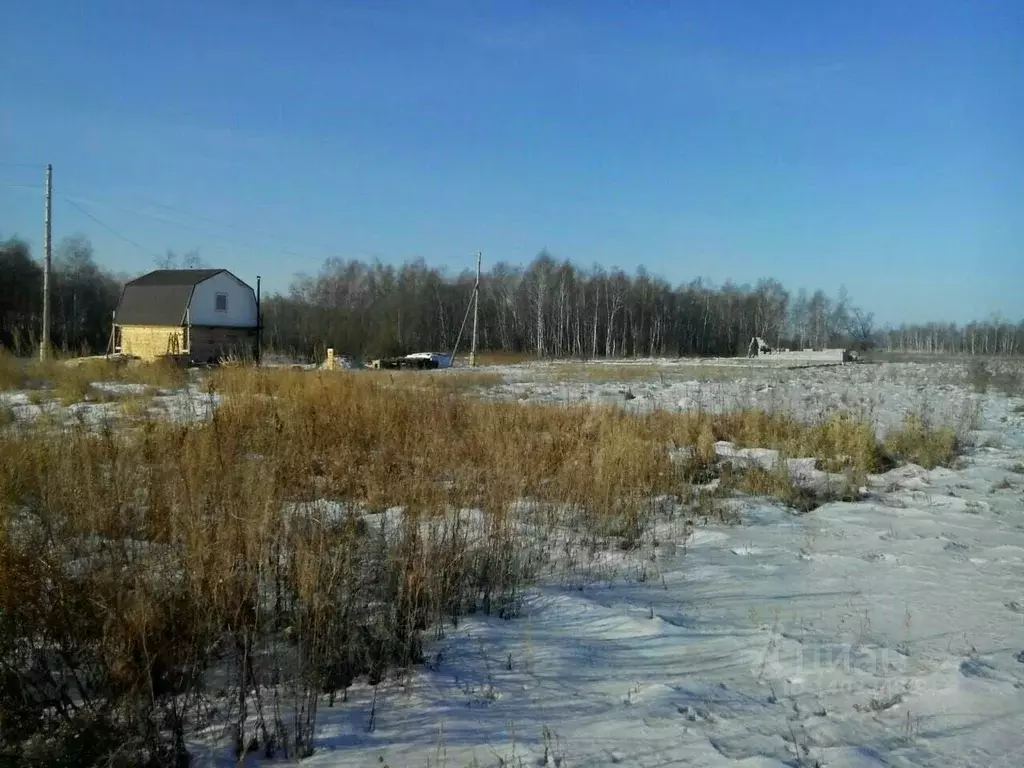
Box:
259;251;1024;360
0;235;123;355
261;252;873;359
879;321;1023;357
3;235;1024;359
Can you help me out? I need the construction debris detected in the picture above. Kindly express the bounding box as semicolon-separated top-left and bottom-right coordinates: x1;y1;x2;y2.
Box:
320;348;356;370
369;352;452;370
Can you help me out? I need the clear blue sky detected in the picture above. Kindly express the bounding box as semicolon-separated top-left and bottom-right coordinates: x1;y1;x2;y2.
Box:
1;0;1021;325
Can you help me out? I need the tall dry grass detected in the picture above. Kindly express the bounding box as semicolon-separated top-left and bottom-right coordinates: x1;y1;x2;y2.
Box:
0;366;965;763
470;351;539;366
534;360;766;385
967;359;1023;398
0;351;188;407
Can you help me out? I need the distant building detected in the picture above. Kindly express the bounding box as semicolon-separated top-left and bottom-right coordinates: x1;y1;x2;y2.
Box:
112;269;258;362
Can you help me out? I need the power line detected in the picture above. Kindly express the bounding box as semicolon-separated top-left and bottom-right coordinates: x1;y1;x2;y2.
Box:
48;182;446;268
19;185;467;271
7;169;428;265
60;195;162;259
0;181;43;190
72;194;356;259
55;185;378;260
136;197;325;248
62;193;317;259
9;172;469;276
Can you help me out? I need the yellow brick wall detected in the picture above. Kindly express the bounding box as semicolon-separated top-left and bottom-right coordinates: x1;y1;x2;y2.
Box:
117;324;256;362
119;325;185;361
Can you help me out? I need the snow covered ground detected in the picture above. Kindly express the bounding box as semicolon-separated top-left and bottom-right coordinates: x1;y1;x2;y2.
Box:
0;381;221;425
5;358;1024;766
196;359;1024;767
477;359;992;440
205;459;1024;767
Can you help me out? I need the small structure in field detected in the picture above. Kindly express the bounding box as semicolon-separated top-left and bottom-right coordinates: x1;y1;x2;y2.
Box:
320;348;356;370
747;336;855;364
369;352;452;370
748;336;773;357
112;269;259;363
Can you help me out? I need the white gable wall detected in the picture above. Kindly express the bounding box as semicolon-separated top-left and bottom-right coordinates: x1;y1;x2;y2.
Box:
187;271;258;327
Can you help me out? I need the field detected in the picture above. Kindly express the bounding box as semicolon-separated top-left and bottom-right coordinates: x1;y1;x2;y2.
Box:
1;354;1024;767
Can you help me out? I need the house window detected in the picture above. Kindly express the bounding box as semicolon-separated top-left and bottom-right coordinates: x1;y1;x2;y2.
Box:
215;293;228;312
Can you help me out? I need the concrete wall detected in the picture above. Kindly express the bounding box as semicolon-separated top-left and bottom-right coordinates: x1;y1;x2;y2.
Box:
119;325;186;360
757;348;848;364
187;271;258;327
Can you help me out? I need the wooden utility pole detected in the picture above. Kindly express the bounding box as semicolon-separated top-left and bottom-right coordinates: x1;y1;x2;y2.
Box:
469;251;481;367
40;164;52;361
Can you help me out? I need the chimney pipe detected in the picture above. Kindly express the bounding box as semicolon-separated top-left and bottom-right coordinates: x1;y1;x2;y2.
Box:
255;275;262;365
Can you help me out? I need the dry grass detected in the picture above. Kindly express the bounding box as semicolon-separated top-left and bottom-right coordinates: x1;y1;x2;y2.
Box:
0;351;25;391
471;351;539;366
0;352;187;403
292;367;503;395
381;369;503;393
0;366;967;763
967;360;1024;397
0;368;690;762
883;413;959;469
967;360;993;393
722;464;862;513
534;361;764;385
118;392;155;419
556;362;668;383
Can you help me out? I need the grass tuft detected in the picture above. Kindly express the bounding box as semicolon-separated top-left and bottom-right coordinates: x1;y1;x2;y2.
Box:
883;413;959;469
967;360;993;393
0;351;26;391
967;360;1024;397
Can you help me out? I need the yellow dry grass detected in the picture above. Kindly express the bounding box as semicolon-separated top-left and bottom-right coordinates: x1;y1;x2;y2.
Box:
533;360;775;385
0;351;186;402
471;351;538;366
0;350;25;391
883;413;959;469
0;364;967;763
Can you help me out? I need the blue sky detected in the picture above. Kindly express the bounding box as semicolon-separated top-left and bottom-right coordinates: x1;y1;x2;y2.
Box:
1;0;1021;325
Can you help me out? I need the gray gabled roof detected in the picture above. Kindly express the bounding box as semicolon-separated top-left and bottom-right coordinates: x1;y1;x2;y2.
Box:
127;269;225;288
115;269;226;326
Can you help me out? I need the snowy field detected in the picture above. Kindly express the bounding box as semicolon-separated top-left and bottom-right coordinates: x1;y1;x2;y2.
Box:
262;476;1024;767
4;358;1024;766
0;381;221;425
212;359;1022;768
477;358;989;440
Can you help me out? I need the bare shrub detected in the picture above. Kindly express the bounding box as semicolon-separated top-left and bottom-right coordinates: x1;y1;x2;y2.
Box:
967;359;1024;398
967;360;992;393
991;369;1022;398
